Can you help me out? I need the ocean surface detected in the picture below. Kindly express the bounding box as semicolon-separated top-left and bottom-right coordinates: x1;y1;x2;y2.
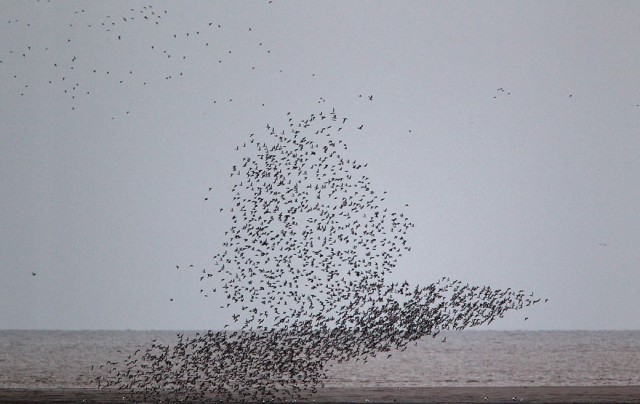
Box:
1;330;639;389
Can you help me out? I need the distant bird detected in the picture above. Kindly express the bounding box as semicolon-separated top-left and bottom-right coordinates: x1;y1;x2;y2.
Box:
31;272;36;276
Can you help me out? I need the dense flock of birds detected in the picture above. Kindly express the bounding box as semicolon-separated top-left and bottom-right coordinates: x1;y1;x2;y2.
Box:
94;108;543;402
4;2;549;402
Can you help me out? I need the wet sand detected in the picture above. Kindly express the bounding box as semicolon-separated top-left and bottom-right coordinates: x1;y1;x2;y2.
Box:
1;386;640;403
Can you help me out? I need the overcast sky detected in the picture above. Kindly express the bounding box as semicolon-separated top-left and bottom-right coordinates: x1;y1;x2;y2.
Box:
1;1;639;330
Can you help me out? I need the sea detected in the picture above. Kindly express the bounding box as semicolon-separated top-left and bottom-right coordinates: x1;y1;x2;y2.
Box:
1;330;639;389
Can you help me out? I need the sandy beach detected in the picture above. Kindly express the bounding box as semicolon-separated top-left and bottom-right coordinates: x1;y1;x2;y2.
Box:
1;386;640;403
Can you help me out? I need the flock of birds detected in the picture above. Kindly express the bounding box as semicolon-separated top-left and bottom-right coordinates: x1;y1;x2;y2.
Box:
4;3;548;402
95;108;543;402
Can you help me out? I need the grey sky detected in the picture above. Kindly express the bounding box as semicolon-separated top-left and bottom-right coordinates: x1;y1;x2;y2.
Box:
1;1;639;330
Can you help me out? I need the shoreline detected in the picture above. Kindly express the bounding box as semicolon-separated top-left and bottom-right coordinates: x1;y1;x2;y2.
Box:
1;386;640;403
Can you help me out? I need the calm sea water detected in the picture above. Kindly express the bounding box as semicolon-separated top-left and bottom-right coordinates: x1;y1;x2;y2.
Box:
1;330;638;389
